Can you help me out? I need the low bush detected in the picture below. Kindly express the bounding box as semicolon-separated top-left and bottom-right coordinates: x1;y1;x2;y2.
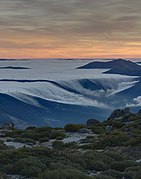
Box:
39;137;49;143
0;141;7;150
96;175;114;179
91;126;105;134
50;132;65;139
14;157;46;177
111;160;137;172
94;131;130;149
87;161;109;171
39;169;91;179
104;151;124;161
127;137;141;146
107;120;124;129
125;166;141;172
64;124;85;132
102;169;123;179
52;141;64;149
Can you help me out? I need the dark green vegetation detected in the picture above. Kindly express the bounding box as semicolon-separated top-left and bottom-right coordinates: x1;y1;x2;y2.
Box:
64;124;85;132
0;108;140;179
6;126;65;144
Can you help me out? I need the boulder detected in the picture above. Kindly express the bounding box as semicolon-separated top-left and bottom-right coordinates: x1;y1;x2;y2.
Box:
79;128;92;134
105;125;113;134
87;119;100;126
108;108;131;121
0;122;15;130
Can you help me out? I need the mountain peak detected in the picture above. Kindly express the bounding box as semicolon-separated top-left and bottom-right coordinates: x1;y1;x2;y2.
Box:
78;59;141;76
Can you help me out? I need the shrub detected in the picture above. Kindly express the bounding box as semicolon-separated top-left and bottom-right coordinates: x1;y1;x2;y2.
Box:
0;141;7;150
127;137;141;146
95;132;130;149
91;126;105;134
34;127;52;133
125;166;141;172
63;142;78;148
87;161;109;171
3;164;14;174
14;157;46;177
0;173;3;179
64;124;85;132
50;132;65;139
104;151;124;161
107;120;124;129
96;175;114;179
124;166;141;178
135;170;141;179
39;137;49;143
52;141;64;149
6;129;24;137
26;126;36;130
111;160;137;172
39;169;91;179
102;169;123;179
123;171;137;179
56;136;64;140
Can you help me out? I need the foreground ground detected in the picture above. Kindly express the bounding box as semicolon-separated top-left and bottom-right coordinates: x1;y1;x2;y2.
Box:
0;108;141;179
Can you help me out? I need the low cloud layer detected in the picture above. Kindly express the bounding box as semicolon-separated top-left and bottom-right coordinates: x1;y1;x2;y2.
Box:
126;96;141;107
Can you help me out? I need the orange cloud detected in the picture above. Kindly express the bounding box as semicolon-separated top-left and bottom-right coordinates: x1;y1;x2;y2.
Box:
0;0;141;59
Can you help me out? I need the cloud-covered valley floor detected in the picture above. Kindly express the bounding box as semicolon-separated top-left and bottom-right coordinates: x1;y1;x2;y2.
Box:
0;59;141;128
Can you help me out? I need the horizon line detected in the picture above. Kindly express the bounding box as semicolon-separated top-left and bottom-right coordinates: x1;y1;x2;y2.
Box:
0;57;141;60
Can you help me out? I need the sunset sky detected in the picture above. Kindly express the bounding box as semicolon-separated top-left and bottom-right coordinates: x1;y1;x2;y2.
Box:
0;0;141;58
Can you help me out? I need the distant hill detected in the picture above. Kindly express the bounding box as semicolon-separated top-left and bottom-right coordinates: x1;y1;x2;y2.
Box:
0;66;30;70
0;59;30;61
77;59;141;76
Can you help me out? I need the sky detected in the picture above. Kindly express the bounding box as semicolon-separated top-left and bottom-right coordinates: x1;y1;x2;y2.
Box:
0;0;141;58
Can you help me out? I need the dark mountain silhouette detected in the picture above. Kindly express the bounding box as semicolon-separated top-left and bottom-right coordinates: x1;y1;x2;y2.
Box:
0;59;30;61
0;66;30;70
78;59;141;76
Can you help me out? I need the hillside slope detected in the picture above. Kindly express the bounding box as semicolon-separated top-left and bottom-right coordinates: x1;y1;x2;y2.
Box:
78;59;141;76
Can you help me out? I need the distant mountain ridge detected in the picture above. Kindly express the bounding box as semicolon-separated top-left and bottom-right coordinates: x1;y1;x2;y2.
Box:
0;66;30;70
0;59;30;61
78;59;141;76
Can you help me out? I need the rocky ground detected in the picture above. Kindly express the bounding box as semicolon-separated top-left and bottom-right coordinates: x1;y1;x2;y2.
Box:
0;107;140;179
